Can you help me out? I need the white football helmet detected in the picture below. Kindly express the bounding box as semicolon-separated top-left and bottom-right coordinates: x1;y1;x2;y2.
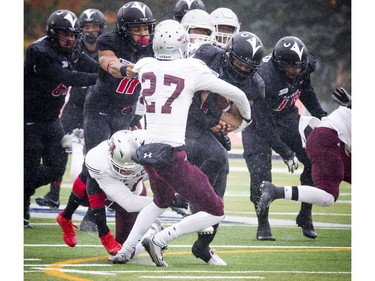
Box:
108;130;143;180
153;19;189;60
210;7;240;48
181;9;215;56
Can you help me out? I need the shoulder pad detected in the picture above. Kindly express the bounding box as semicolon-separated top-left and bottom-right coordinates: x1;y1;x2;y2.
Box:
133;57;156;73
194;44;225;62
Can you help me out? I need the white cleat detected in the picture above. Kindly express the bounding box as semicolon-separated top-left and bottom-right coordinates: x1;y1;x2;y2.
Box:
142;236;168;267
207;251;227;266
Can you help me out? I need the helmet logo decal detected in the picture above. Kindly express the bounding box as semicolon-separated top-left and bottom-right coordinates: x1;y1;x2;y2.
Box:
247;37;261;58
64;12;78;29
143;152;152;159
284;41;305;61
186;0;197;9
84;9;96;20
129;2;148;17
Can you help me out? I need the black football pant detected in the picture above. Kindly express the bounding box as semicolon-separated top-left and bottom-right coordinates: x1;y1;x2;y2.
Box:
24;119;67;213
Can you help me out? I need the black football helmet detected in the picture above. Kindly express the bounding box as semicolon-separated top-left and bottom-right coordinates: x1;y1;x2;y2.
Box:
79;8;106;44
272;36;308;80
116;1;156;50
224;31;264;83
46;10;81;53
173;0;206;23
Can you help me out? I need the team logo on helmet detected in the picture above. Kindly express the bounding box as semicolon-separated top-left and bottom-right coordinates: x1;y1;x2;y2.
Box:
125;1;148;17
63;12;78;29
186;0;197;8
247;37;261;58
284;41;305;61
83;9;96;20
177;34;188;45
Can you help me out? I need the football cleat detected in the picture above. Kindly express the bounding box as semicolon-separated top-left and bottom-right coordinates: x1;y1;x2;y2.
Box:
100;232;122;255
296;213;317;239
256;229;276;241
142;236;168;267
79;209;98;232
207;251;227;266
257;181;277;217
24;219;32;229
56;212;78;247
108;252;130;264
150;219;163;234
256;220;275;241
35;192;60;209
192;240;227;266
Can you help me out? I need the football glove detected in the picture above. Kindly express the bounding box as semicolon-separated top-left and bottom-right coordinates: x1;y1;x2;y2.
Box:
214;132;231;151
332;87;351;108
283;152;299;174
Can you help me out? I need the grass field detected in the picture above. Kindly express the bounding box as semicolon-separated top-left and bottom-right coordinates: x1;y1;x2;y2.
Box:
23;155;352;281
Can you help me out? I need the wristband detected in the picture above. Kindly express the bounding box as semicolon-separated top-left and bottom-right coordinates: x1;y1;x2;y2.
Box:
120;65;127;77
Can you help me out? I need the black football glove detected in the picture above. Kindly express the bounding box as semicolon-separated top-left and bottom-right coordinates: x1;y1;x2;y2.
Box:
332;87;351;108
214;132;231;151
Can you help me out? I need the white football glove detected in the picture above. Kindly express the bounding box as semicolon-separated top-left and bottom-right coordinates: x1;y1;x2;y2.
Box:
283;153;299;173
233;118;252;133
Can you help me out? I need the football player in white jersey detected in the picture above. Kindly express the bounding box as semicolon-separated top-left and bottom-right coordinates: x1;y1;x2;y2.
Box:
181;9;215;56
109;19;251;266
209;7;240;49
257;88;351;216
56;129;161;256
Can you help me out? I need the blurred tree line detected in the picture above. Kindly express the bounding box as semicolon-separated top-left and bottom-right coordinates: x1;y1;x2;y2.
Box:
24;0;351;112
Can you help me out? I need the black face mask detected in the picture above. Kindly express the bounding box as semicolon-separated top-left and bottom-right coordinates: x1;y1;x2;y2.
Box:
82;32;98;44
223;55;254;84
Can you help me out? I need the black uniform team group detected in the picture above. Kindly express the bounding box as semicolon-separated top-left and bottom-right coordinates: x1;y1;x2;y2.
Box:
24;0;352;267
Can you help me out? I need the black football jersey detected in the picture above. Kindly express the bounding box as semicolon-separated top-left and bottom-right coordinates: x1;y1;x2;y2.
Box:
85;31;154;113
194;44;297;158
24;37;98;122
258;52;327;123
68;39;100;110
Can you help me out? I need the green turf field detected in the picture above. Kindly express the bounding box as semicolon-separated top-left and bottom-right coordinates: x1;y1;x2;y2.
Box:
24;156;351;281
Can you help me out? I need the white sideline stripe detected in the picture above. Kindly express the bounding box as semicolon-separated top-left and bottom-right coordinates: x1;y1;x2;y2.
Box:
229;167;302;174
27;268;351;275
226;211;351;217
31;267;115;276
24;245;351;249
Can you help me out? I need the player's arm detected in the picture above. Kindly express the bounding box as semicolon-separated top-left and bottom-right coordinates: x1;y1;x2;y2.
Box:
98;49;135;78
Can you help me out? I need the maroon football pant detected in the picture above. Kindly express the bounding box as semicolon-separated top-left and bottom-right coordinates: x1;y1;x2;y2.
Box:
306;127;351;201
145;150;224;217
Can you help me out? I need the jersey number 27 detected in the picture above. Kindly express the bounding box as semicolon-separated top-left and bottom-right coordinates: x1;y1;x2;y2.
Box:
140;72;184;114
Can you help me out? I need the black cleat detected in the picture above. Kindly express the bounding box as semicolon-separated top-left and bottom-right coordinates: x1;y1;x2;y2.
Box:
256;228;275;241
257;181;277;217
79;209;98;232
35;192;60;209
24;219;32;229
192;240;227;265
296;213;317;239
